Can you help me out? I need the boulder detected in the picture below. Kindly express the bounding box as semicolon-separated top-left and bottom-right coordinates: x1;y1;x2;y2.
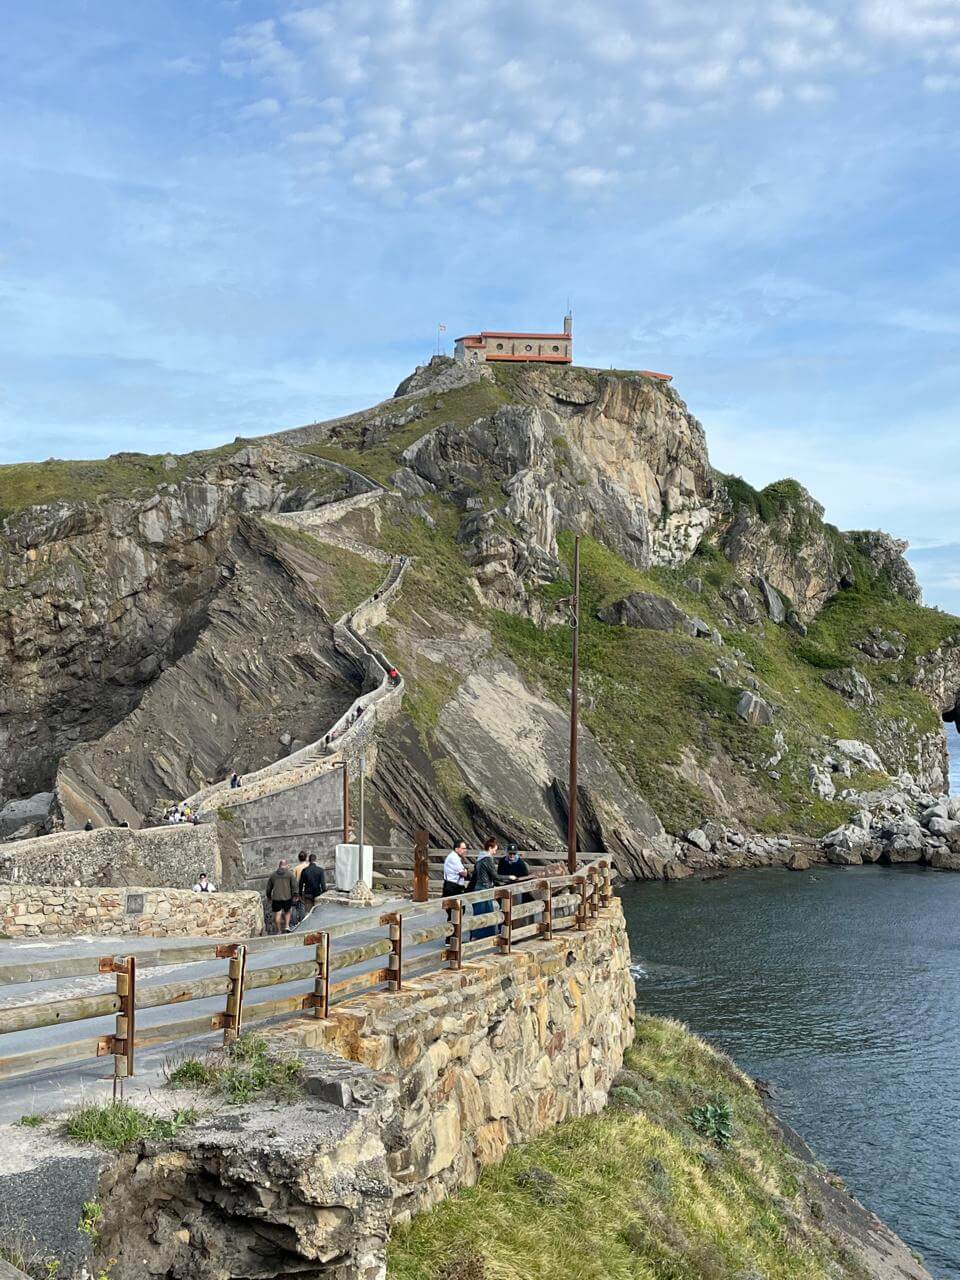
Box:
722;583;761;625
821;667;875;707
808;764;836;801
823;824;870;854
920;803;949;827
598;591;691;634
0;792;55;841
825;846;863;866
685;828;712;853
758;577;786;624
786;851;811;871
883;836;925;863
833;740;885;774
735;691;774;726
928;816;960;838
928;847;960;871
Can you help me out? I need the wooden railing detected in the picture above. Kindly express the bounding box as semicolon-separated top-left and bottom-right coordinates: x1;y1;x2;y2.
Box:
371;845;572;899
0;859;612;1086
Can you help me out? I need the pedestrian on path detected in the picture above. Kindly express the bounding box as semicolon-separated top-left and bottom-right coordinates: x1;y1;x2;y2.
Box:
299;854;327;917
468;838;505;940
265;859;297;934
291;851;308;925
443;841;470;897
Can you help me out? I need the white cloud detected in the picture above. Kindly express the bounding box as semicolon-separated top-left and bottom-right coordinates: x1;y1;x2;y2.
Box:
238;96;282;119
754;84;786;109
923;71;960;88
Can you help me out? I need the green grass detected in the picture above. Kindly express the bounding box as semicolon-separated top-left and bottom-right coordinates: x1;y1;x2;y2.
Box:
263;519;387;618
63;1102;197;1150
0;444;241;520
15;1113;47;1127
166;1032;303;1104
387;1017;866;1280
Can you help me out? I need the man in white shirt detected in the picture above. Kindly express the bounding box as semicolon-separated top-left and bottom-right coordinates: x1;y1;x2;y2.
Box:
442;841;470;897
193;872;216;893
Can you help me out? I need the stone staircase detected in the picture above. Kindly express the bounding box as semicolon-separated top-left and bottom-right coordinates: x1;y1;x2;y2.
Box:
182;484;409;820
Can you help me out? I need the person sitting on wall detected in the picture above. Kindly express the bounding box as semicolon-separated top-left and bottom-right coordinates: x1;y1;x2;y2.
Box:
299;854;327;917
468;838;505;940
387;667;401;687
442;840;470;897
265;859;297;934
193;872;216;893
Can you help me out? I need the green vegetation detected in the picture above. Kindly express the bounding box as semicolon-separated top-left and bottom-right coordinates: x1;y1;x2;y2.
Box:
77;1203;103;1242
15;1113;48;1127
0;444;240;520
166;1032;303;1104
263;519;387;618
0;1235;61;1280
63;1102;197;1150
388;1017;867;1280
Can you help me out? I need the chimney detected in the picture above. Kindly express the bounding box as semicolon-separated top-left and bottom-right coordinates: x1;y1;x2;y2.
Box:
563;312;573;336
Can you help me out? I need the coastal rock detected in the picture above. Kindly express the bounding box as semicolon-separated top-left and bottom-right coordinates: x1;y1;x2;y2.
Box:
758;577;786;624
685;828;712;853
928;847;960;871
821;667;875;706
599;591;692;634
722;583;761;625
844;530;922;604
735;691;774;726
825;846;863;866
786;851;811;871
833;740;885;774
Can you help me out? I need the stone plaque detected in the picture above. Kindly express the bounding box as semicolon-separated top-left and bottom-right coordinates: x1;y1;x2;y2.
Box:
125;892;145;915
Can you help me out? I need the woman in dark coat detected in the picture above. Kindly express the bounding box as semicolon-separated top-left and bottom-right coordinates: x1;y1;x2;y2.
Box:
468;837;505;939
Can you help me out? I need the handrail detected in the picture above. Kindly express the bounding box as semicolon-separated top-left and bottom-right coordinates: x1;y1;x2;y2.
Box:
0;857;612;1084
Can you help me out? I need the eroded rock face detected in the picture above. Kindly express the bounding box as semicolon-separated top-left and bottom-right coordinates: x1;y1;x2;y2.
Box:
845;530;922;604
394;370;714;612
0;445;359;825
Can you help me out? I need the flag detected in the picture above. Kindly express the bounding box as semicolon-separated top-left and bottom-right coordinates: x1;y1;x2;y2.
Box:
438;323;446;331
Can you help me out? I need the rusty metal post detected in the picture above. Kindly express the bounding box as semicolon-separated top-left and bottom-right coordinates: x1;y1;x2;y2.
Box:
384;912;403;992
575;875;588;931
567;534;581;874
496;889;512;954
221;944;247;1044
445;897;463;969
540;882;553;941
106;955;136;1093
600;859;613;908
413;829;430;903
302;930;330;1017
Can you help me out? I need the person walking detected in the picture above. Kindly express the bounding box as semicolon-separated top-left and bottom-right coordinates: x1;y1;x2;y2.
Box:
442;840;470;897
299;854;327;917
265;859;297;934
468;838;505;940
230;771;241;789
192;872;216;893
290;851;309;925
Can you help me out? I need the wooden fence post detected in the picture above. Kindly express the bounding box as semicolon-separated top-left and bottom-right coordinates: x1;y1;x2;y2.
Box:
575;875;588;931
496;889;512;954
600;859;613;907
540;882;553;941
221;944;247;1044
384;912;403;992
446;898;463;969
412;829;430;903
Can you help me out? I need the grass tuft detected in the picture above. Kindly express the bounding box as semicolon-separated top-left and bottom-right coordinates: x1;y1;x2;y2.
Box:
166;1032;303;1104
63;1101;196;1151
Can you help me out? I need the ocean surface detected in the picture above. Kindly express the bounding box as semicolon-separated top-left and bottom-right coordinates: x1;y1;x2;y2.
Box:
623;861;960;1279
950;731;960;793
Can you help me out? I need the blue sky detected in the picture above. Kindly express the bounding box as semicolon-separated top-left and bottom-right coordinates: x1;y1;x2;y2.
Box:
2;0;959;610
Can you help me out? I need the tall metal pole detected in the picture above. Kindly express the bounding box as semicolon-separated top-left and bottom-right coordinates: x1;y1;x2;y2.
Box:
342;762;350;843
358;753;366;858
567;536;580;873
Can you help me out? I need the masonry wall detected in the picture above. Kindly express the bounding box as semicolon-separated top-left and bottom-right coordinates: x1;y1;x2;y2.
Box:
0;884;263;939
227;767;344;886
4;823;228;890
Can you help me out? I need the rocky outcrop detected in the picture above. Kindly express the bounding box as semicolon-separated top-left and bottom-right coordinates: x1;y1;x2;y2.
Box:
716;480;852;621
598;590;710;637
844;529;923;602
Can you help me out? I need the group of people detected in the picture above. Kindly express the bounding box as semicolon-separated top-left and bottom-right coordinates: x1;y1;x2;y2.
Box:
164;803;200;825
264;852;328;934
443;838;531;940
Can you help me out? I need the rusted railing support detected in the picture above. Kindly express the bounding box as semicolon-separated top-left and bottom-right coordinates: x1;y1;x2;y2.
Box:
220;943;247;1044
384;912;403;992
575;875;588;931
496;889;512;954
303;930;330;1017
412;829;430;904
600;859;613;907
100;955;136;1093
445;898;463;969
587;865;600;920
540;882;553;941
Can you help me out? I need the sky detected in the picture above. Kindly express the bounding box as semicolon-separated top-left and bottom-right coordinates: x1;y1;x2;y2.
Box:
1;0;959;609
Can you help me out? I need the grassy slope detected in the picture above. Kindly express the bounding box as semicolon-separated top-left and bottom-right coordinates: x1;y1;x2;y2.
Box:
262;519;387;618
388;1017;868;1280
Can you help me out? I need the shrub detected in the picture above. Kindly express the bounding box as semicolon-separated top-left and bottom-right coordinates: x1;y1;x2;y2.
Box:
688;1099;734;1148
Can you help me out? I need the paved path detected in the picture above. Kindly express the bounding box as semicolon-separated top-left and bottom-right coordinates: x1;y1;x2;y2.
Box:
0;896;446;1122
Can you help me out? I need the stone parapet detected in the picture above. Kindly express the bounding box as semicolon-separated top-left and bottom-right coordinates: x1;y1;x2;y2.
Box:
0;884;263;938
3;822;224;890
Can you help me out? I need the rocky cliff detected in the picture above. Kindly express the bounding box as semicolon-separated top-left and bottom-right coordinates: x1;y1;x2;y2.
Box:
2;358;958;877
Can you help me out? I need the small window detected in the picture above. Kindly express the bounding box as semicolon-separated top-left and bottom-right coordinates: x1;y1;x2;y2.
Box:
496;342;504;351
552;345;559;352
525;344;532;352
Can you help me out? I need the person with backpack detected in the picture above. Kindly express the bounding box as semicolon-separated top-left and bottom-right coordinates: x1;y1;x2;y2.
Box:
299;854;327;917
468;838;505;940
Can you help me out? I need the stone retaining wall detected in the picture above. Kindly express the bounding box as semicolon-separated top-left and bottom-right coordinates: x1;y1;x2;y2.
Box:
4;822;228;890
0;884;263;938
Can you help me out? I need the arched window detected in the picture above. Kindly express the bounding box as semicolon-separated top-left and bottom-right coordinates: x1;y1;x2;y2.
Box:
496;342;504;351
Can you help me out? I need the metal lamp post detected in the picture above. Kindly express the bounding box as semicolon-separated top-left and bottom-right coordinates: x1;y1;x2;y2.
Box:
567;536;581;874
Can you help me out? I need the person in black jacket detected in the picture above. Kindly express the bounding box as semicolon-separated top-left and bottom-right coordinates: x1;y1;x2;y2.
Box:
299;854;327;917
497;844;529;881
468;838;505;939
